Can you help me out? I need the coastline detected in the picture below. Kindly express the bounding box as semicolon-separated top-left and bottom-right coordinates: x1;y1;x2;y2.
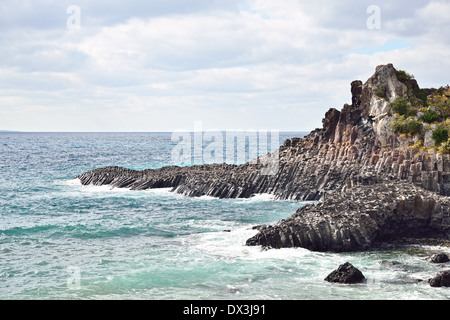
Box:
76;64;450;254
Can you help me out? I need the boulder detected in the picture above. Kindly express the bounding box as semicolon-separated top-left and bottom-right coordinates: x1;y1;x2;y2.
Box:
429;270;450;287
324;262;365;284
429;253;450;263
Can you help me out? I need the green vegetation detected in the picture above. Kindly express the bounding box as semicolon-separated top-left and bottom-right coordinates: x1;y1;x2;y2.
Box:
421;109;440;123
390;87;450;120
428;87;450;119
391;98;410;116
374;87;386;99
432;126;449;146
391;115;423;136
395;70;414;81
441;140;450;154
389;69;450;153
413;88;428;106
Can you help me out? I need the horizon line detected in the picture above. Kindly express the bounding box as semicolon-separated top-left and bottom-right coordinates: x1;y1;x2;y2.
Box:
0;130;312;133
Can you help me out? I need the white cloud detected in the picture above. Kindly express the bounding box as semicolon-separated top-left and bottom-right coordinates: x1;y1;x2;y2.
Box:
0;0;450;132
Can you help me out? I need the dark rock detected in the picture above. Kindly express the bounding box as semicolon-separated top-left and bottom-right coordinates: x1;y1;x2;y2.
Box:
251;225;269;231
246;181;450;252
429;253;450;263
429;270;450;287
324;262;365;284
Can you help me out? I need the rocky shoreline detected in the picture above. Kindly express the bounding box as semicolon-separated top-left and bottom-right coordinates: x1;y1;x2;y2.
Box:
76;64;450;255
324;252;450;287
246;181;450;252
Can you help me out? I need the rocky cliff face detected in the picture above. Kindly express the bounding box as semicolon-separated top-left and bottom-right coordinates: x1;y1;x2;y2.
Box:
77;63;450;252
246;181;450;252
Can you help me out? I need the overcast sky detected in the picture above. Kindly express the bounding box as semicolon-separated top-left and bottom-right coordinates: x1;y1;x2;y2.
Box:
1;0;449;132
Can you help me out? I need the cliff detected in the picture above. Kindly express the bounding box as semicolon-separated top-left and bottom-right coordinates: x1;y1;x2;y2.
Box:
77;64;450;252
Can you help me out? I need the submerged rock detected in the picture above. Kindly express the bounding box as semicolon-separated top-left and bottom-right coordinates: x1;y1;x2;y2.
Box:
379;260;402;267
429;253;450;263
429;270;450;287
324;262;365;284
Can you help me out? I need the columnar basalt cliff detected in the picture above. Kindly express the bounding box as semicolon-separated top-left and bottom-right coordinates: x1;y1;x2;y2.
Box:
77;64;450;252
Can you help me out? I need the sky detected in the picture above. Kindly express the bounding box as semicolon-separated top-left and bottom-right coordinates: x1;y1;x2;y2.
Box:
1;0;450;132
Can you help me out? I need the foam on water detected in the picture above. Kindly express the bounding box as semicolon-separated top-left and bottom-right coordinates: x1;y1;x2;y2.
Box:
245;193;276;202
58;178;132;193
58;178;82;187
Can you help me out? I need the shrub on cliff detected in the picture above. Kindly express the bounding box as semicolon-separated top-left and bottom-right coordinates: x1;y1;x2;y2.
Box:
432;126;449;146
391;98;410;116
428;87;450;119
422;109;441;123
440;140;450;154
413;88;428;107
407;119;423;135
374;87;386;99
396;70;414;81
392;116;423;136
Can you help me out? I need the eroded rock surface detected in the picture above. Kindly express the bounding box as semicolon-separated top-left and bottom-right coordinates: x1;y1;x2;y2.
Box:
246;182;450;252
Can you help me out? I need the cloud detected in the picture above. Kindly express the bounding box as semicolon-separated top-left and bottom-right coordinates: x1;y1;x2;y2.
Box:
0;0;450;132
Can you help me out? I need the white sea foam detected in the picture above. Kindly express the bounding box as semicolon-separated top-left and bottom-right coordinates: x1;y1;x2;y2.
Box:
186;224;313;263
60;181;296;204
59;179;175;195
57;178;82;186
143;187;173;195
246;193;276;202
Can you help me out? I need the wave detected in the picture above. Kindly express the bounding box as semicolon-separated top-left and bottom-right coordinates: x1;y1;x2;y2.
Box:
0;223;203;240
58;178;82;187
0;225;60;236
59;179;176;196
185;225;314;263
246;193;276;202
61;179;305;203
58;179;131;193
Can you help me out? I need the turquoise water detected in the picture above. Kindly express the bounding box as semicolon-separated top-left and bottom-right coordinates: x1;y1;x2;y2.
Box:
0;132;449;300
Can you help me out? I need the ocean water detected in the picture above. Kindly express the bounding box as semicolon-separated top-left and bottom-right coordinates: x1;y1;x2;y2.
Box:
0;132;449;300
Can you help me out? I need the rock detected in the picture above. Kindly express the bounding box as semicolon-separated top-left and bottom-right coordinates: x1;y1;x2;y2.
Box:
423;124;436;149
429;253;450;263
76;64;450;253
429;270;450;287
324;262;365;284
379;260;402;266
251;225;269;231
246;181;450;252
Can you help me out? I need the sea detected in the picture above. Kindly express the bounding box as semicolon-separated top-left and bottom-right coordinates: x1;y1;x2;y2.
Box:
0;132;449;301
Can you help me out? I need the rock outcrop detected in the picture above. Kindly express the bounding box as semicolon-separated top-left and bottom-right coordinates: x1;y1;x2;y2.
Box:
429;253;450;263
429;270;450;287
245;181;450;252
76;63;450;252
324;262;366;284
